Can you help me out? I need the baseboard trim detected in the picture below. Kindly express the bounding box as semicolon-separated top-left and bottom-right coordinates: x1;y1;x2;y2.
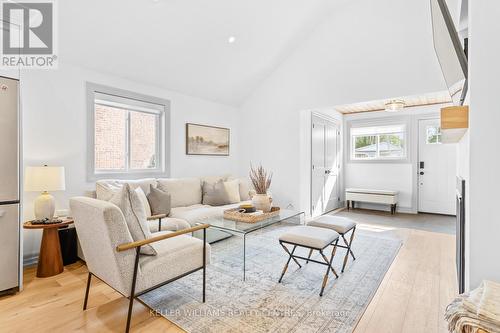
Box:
23;255;38;268
396;206;417;214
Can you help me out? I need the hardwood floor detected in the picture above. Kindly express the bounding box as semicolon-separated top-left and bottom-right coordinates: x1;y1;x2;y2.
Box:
353;226;456;333
0;215;457;333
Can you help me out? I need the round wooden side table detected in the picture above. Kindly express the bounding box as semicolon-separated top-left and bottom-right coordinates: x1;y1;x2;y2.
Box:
23;219;74;278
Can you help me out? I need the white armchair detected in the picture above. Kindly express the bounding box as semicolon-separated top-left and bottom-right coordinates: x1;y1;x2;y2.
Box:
70;197;211;333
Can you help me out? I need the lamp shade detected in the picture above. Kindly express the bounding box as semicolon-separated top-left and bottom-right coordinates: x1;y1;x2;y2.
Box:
25;166;66;192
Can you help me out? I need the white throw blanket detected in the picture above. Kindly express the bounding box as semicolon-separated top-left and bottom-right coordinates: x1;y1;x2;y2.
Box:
445;280;500;333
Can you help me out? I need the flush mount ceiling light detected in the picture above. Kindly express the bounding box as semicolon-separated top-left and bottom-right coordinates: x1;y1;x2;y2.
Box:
385;99;406;112
228;36;236;44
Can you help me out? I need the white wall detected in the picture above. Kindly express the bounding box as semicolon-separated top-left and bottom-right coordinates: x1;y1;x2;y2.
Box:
467;1;500;288
345;163;414;210
344;105;446;213
20;63;240;261
237;0;447;212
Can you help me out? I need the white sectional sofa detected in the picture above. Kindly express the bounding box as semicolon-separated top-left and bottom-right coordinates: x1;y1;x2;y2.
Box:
90;175;253;243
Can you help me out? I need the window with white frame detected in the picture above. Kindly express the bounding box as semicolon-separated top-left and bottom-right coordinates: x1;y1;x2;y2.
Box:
88;84;169;178
350;124;407;160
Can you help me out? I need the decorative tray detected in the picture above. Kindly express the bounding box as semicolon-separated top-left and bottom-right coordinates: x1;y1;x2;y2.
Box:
223;207;280;223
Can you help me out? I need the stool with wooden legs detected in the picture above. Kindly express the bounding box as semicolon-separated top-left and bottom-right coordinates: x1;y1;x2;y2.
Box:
278;226;340;296
307;215;357;273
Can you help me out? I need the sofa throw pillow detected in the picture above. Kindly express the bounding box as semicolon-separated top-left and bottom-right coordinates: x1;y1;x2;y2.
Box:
97;182;152;217
201;175;223;185
224;179;241;204
135;187;152;217
202;179;241;206
202;179;228;206
96;181;122;201
110;184;156;255
147;184;171;216
96;179;157;201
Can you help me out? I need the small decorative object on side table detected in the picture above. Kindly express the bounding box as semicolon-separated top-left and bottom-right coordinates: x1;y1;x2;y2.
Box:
23;218;74;278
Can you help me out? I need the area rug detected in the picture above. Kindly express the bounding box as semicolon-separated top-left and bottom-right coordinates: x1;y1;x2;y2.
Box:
140;224;402;333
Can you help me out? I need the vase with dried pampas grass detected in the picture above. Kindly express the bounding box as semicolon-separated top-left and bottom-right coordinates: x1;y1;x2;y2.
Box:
249;164;273;212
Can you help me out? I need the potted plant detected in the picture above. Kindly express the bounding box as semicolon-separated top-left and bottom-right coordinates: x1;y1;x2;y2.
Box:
249;164;273;212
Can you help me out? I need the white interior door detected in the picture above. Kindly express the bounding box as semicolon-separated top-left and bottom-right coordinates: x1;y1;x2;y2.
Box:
311;115;340;216
324;123;340;212
311;120;326;215
418;118;457;215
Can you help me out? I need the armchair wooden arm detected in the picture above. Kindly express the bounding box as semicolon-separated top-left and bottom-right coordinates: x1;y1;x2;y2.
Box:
116;223;210;252
147;214;168;232
147;213;167;221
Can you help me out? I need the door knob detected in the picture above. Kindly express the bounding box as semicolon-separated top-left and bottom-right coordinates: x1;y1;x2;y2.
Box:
419;171;424;175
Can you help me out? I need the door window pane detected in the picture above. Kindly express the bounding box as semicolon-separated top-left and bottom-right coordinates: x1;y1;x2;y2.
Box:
426;126;442;144
130;111;157;169
94;104;126;170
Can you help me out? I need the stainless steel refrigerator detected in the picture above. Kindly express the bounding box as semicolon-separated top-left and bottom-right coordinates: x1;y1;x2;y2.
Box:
0;76;20;293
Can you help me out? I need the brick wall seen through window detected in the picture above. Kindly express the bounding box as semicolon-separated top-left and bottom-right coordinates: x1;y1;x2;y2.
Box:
94;104;158;171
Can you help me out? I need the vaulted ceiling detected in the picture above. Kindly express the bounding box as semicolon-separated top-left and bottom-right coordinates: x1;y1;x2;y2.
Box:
59;0;337;106
59;0;447;107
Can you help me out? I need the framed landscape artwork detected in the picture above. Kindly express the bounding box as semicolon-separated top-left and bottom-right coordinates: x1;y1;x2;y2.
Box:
186;123;230;156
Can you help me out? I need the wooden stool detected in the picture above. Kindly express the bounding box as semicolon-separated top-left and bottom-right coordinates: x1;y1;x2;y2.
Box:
308;215;357;272
278;226;339;296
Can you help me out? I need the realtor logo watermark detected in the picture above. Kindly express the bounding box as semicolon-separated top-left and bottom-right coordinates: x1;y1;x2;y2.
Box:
1;0;58;68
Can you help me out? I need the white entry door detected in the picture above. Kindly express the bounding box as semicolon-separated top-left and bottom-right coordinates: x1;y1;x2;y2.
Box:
418;118;457;215
311;115;341;216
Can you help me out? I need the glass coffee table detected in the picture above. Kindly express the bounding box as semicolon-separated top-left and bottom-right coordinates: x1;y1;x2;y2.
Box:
203;209;305;280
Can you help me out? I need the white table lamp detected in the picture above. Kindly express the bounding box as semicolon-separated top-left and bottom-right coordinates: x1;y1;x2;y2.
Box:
25;166;66;220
